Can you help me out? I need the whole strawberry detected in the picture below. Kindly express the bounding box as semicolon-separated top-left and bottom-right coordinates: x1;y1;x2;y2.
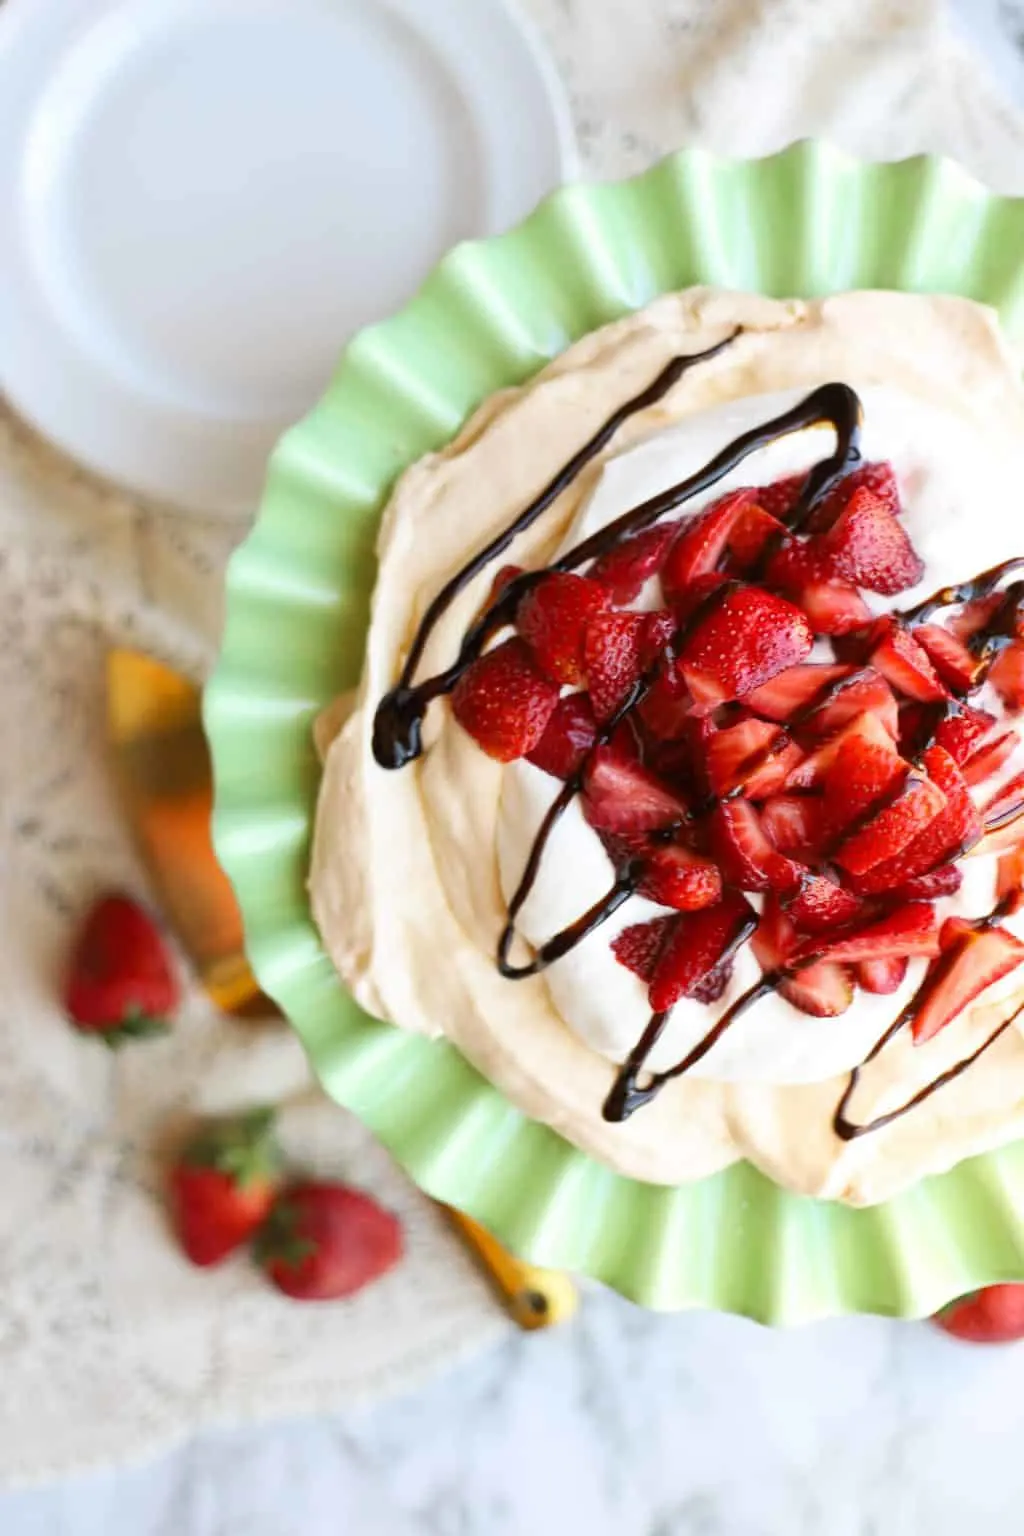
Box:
255;1180;403;1301
933;1284;1024;1344
170;1107;282;1268
63;892;179;1046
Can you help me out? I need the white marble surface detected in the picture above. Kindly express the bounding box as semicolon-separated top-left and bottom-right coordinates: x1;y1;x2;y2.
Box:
8;1290;1024;1535
8;1;1024;1532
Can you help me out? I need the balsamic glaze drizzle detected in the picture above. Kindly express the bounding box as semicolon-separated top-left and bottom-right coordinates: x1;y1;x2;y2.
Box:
370;340;1024;1141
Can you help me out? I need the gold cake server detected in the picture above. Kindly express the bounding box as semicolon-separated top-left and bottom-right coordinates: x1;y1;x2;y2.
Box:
106;648;577;1329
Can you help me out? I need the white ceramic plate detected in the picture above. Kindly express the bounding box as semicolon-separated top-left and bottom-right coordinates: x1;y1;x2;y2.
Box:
0;0;575;513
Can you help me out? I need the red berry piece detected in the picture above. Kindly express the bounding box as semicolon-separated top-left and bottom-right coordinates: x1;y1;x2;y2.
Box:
709;799;804;894
857;956;909;995
584;611;649;721
821;486;924;594
589;523;677;605
611;917;674;982
913;624;982;693
638;843;723;911
527;694;598;780
751;898;853;1017
934;1285;1024;1344
582;748;689;835
870;619;948;703
648;891;756;1012
912;921;1024;1043
793;903;940;966
256;1181;403;1301
170;1108;281;1268
744;663;854;723
678;586;812;708
451;638;559;761
516;572;609;686
661;490;753;599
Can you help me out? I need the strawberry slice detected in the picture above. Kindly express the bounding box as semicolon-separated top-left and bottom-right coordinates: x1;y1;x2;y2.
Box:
584;611;648;721
997;845;1024;905
980;770;1024;833
802;668;899;742
582;748;689;835
526;694;598;779
637;662;694;741
744;663;853;723
792;580;874;636
786;875;865;934
820;731;907;840
760;794;825;861
886;864;962;901
784;711;896;791
934;704;998;766
851;745;982;894
962;730;1018;787
820;486;924;594
611;917;674;982
763;535;828;593
989;642;1024;710
755;473;807;523
912;921;1024;1043
638;843;723;911
488;563;524;605
642;609;679;660
793;903;940;965
751;898;854;1017
833;775;947;876
677;585;813;707
948;591;1004;643
727;504;786;572
705;716;801;800
516;572;609;685
913;624;982;693
648;891;756;1012
451;638;559;761
589;523;677;605
709;799;804;894
857;956;909;994
661;490;753;599
870;618;948;702
808;460;900;532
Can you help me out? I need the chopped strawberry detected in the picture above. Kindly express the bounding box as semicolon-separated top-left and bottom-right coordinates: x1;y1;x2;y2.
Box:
786;875;865;934
516;572;609;685
934;704;998;766
820;731;907;840
648;891;756;1012
755;473;807;523
851;746;981;894
526;694;598;779
677;586;812;707
870;619;948;702
857;956;909;994
913;624;982;693
705;716;801;800
793;903;940;965
886;865;962;901
744;663;853;723
948;591;1003;643
488;563;523;605
582;748;688;835
641;609;678;660
934;1285;1024;1344
727;504;787;572
584;611;648;721
671;570;733;624
833;774;947;876
764;535;828;593
912;921;1024;1043
803;668;899;742
791;580;874;636
709;799;803;894
760;794;825;861
637;662;694;740
980;770;1024;832
611;917;674;982
962;730;1018;787
997;845;1024;905
808;460;901;532
638;843;723;911
589;523;677;605
751;898;853;1017
661;490;753;598
451;638;559;761
989;642;1024;710
784;711;896;791
821;486;924;594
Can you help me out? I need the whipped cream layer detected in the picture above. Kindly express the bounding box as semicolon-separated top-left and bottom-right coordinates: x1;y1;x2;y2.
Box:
311;287;1024;1203
498;385;1024;1083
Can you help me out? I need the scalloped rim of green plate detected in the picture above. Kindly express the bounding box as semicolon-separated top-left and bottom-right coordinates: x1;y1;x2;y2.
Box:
207;140;1024;1322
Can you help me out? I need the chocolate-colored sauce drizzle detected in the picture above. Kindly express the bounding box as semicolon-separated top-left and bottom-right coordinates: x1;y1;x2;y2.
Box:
370;339;1024;1142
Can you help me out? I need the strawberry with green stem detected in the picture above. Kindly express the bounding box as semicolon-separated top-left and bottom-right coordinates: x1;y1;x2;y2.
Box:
63;892;180;1047
170;1107;282;1267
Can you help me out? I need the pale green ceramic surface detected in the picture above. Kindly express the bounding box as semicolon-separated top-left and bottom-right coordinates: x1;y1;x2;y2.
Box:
206;142;1024;1321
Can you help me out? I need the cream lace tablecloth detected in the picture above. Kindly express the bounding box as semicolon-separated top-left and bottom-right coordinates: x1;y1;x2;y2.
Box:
3;0;1024;1486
